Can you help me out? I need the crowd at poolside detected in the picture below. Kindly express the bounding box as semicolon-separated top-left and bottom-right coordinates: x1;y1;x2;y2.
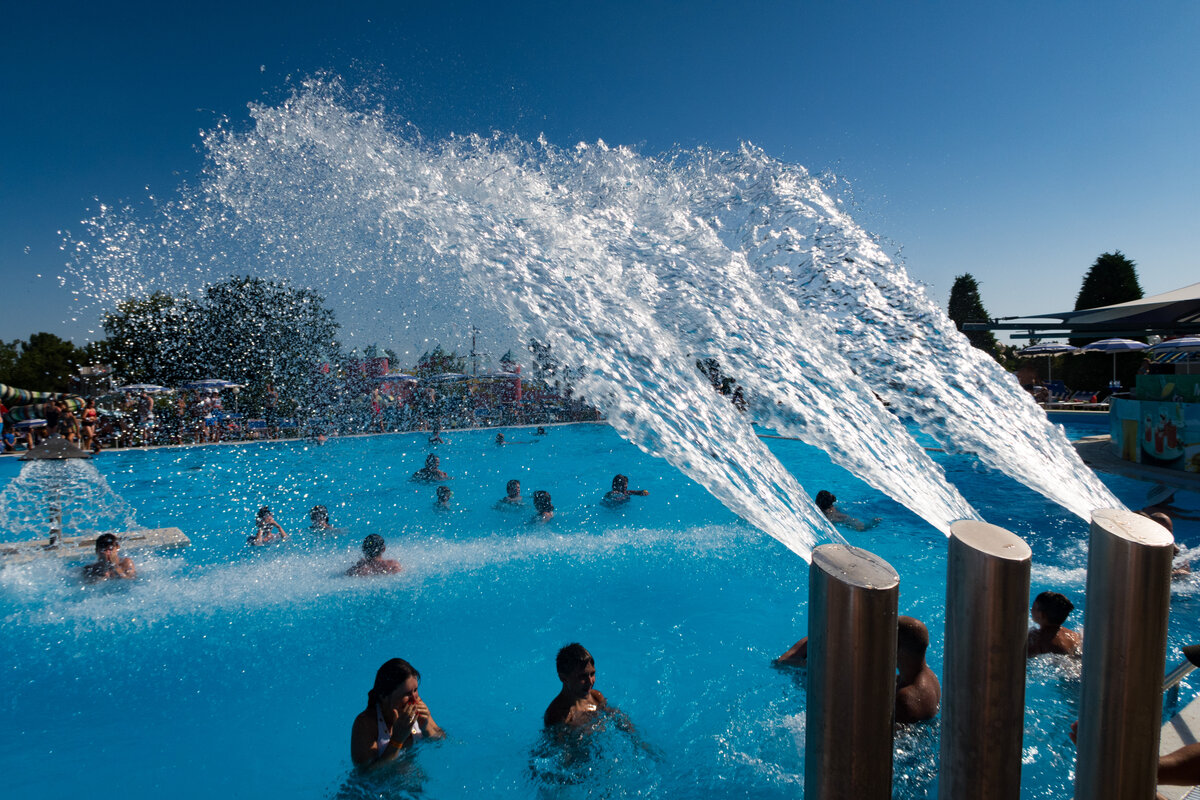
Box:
1;383;603;455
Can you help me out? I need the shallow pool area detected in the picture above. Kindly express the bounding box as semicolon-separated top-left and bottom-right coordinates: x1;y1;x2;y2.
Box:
1;421;1196;799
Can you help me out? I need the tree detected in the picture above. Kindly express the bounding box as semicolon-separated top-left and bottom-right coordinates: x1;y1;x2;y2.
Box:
1070;251;1143;347
0;333;89;392
947;274;1000;357
528;339;559;385
100;291;201;387
100;276;341;410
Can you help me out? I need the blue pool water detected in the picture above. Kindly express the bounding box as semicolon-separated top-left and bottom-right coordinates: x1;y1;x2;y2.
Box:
1;420;1195;799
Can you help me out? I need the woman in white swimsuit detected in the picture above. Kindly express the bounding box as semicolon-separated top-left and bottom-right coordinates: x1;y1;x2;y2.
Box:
350;658;444;768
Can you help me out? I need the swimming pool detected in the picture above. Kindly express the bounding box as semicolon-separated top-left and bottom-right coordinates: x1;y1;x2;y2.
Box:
1;420;1195;798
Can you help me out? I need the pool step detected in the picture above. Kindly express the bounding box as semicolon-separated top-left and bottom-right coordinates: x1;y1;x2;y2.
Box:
0;527;190;566
1160;694;1200;800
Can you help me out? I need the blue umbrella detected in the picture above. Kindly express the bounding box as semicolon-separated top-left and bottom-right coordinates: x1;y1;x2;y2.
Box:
1080;338;1148;384
1149;337;1200;353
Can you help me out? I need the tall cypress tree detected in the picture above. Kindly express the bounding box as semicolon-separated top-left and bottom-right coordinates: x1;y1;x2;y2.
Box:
1070;251;1143;346
948;274;1000;356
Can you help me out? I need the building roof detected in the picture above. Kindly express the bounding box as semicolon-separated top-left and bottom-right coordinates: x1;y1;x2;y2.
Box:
966;282;1200;339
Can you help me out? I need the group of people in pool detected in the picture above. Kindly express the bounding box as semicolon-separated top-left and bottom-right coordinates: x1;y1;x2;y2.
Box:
350;643;630;768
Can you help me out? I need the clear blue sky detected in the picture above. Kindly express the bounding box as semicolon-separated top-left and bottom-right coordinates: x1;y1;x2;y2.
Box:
3;0;1197;346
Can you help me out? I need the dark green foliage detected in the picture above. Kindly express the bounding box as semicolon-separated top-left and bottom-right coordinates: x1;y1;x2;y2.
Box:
100;276;341;410
0;333;89;393
947;274;1000;356
416;345;467;377
1070;252;1143;347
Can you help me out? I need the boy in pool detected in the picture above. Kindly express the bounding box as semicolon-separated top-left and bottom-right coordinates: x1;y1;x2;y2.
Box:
496;479;523;508
602;474;649;505
347;534;402;576
248;506;288;546
1027;591;1082;657
83;533;137;582
544;643;607;727
435;485;453;510
815;490;880;531
774;616;941;724
411;453;449;482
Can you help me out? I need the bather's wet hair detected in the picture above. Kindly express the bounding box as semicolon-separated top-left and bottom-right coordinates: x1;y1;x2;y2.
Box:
556;643;594;677
95;533;118;553
1033;591;1074;626
436;486;452;502
533;490;554;513
897;616;930;658
815;490;836;511
256;506;272;520
425;454;439;468
366;658;420;711
362;534;387;559
310;505;329;524
506;479;521;497
611;474;629;492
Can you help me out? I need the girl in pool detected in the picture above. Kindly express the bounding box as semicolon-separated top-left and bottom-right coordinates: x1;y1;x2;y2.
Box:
531;490;554;523
351;658;444;768
248;506;288;546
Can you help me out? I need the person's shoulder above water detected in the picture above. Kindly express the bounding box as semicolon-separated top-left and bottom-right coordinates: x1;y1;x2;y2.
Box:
83;533;136;582
348;534;402;576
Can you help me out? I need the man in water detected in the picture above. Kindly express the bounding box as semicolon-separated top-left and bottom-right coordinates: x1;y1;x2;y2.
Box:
1026;591;1082;657
775;615;940;723
83;533;137;582
895;616;940;723
435;486;453;510
544;643;608;727
347;534;402;576
411;453;449;482
496;479;524;508
815;490;880;531
602;474;649;505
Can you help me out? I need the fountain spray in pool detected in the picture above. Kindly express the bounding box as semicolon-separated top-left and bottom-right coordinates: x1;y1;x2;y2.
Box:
64;79;1119;557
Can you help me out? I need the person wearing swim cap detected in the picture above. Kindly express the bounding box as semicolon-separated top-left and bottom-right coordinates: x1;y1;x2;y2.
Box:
350;658;443;768
347;534;402;576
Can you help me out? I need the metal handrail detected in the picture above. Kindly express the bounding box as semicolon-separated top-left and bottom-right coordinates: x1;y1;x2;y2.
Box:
1163;645;1200;710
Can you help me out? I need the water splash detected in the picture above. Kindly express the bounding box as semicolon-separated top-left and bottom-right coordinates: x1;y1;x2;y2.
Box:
64;78;1119;558
0;460;140;542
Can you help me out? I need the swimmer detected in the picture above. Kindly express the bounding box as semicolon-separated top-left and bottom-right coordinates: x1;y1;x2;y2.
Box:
495;432;505;445
602;474;649;505
531;490;554;523
428;423;445;444
496;479;524;508
895;616;940;723
1027;591;1082;657
815;490;880;531
350;658;443;768
411;453;449;482
775;615;941;724
347;534;402;576
310;505;334;532
1135;511;1191;578
248;506;288;546
435;485;453;510
83;533;136;582
544;643;607;727
536;426;547;435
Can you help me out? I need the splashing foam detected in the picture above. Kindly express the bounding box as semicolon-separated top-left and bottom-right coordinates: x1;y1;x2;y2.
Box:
64;79;1119;559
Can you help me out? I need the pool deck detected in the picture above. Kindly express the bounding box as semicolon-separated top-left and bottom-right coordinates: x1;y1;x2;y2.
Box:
1073;436;1200;494
1160;695;1200;800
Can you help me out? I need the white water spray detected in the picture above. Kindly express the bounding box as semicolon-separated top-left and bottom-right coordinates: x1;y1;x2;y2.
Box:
64;80;1119;558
